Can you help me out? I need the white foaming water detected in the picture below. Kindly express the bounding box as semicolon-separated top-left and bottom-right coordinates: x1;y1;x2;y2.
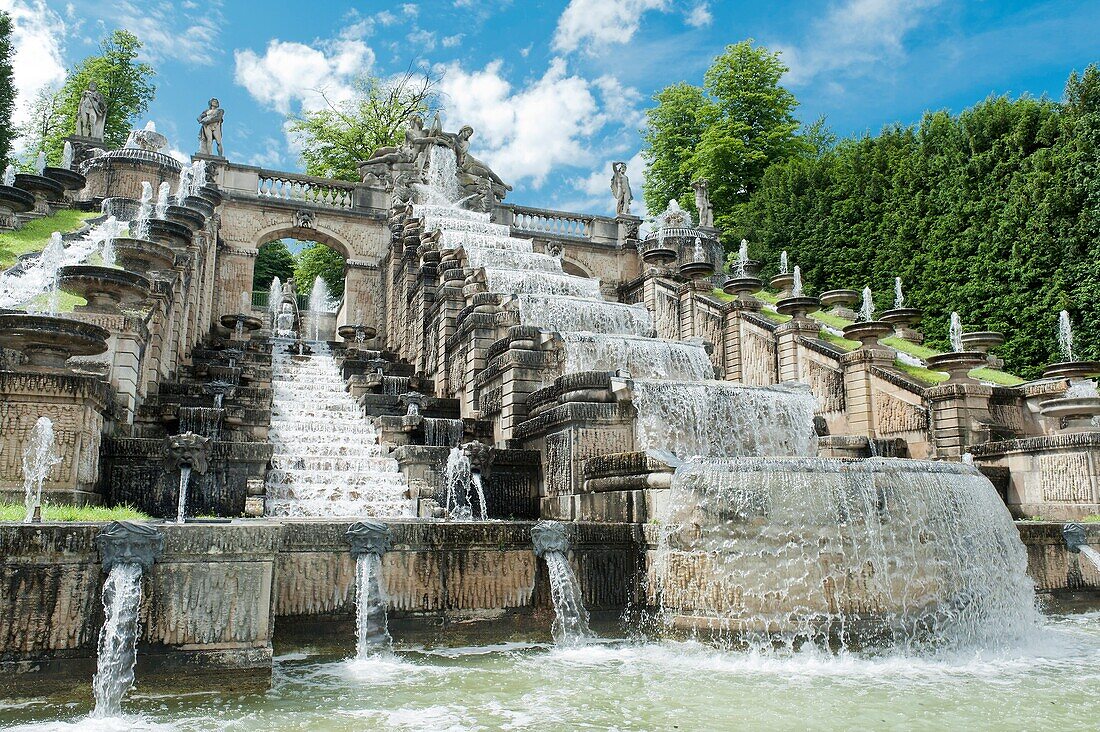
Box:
91;563;144;718
483;268;602;299
268;276;282;329
780;250;788;275
560;334;713;380
355;554;391;657
655;458;1041;654
265;340;413;517
515;295;652;336
21;416;61;522
423;417;464;447
1059;310;1074;362
859;287;875;321
545;551;592;645
154;182;170;219
950;312;964;352
631;380;819;459
792;266;803;297
131;182;153;240
443;446;486;520
307;278;332;341
3;163;15;186
464;248;560;272
174;464;191;524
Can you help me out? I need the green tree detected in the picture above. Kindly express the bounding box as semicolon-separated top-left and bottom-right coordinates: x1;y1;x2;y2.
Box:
252;240;297;291
294;242;345;300
642;40;809;237
0;11;16;166
24;30;155;164
287;69;436;181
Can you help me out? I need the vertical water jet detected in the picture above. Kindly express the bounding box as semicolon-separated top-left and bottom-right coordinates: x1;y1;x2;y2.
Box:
346;520;393;656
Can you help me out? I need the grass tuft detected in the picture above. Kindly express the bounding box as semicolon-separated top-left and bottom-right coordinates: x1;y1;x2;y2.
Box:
0;501;150;522
0;210;99;270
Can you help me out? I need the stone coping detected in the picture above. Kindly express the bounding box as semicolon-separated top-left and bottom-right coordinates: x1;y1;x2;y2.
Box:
971;431;1100;457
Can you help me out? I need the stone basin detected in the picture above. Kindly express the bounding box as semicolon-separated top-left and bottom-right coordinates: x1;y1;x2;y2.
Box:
182;195;215;218
13;173;64;202
220;313;264;332
1043;361;1100;380
0;313;109;369
100;196;141;221
196;185;224;207
337;324;378;342
841;321;894;348
639;238;677;265
880;307;923;328
925;351;988;383
0;184;36;216
722;276;764;300
960;331;1005;354
42;167;86;191
1038;395;1100;429
166;204;206;232
770;272;795;295
820;289;861;309
678;260;715;280
59;264;151;310
147;218;194;249
113;237;178;273
775;295;820;319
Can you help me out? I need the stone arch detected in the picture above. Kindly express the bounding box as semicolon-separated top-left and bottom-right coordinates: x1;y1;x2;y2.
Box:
561;257;592;279
250;222;355;259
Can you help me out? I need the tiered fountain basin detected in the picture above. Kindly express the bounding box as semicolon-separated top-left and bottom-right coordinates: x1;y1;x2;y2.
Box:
13;173;64;212
880;307;922;330
1043;361;1100;380
59;265;151;310
336;324;377;342
165;203;207;232
961;330;1005;354
842;321;894;347
722;275;764;304
80;147;183;200
0;183;35;227
820;288;861;320
925;351;989;383
651;457;1037;646
42;166;87;192
113;237;178;273
146;218;194;250
0;313;110;369
775;295;820;320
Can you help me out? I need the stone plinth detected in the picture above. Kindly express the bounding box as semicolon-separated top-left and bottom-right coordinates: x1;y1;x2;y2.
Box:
1015;521;1100;592
926;382;995;457
972;433;1100;520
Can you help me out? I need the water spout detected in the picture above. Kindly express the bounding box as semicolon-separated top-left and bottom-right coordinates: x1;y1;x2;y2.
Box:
792;266;803;298
346;521;393;657
531;521;591;645
308;277;331;341
950;312;964;353
859;287;874;322
133;182;153;240
735;239;749;278
268;276;282;329
21;416;62;523
894;277;905;309
61;141;74;170
34;151;46;175
176;464;191;524
42;232;64;316
1059;310;1074;362
155;182;171;219
780;251;788;275
3;164;14;186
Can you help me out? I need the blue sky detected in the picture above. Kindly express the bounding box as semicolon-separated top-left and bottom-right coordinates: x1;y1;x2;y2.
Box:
3;0;1098;216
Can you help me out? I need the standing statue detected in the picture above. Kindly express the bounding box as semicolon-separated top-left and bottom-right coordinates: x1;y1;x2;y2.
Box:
197;98;224;156
611;161;632;216
692;178;714;228
76;82;107;139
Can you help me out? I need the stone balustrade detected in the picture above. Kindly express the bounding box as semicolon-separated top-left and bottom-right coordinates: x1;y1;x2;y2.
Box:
509;205;594;239
256;172;356;209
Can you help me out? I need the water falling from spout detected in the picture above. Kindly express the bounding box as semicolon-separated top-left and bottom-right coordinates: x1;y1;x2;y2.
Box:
175;464;191;524
354;554;390;655
531;521;591;645
894;277;905;309
61;141;74;170
269;276;282;329
133;182;153;240
950;312;964;353
42;232;64;315
792;266;803;297
859;287;875;322
1059;310;1074;362
308;277;331;341
735;240;750;278
22;416;61;523
443;447;486;520
98;216;123;267
90;563;143;718
189;159;208;197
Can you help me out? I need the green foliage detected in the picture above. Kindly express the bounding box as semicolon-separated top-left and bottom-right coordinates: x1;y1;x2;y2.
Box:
0;501;149;522
643;40;809;237
294;242;346;299
0;11;15;167
253;240;296;291
0;209;98;268
23;30;155;165
287;72;435;181
739;65;1100;379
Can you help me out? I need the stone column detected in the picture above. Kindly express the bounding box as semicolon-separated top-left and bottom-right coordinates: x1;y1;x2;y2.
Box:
839;348;895;438
213;244;258;322
775;319;820;383
926;383;995;457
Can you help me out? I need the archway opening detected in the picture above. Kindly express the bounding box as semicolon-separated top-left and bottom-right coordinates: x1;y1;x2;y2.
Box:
252;237;348;339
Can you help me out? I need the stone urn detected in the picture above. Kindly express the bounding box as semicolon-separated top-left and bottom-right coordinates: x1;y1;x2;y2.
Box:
113;237;178;273
13;173;64;213
678;257;714;281
337;324;377;344
775;295;820;322
101;197;142;221
0;313;109;369
220;313;263;337
0;184;35;229
925;351;988;384
961;331;1005;366
820;289;861;321
722;275;764;305
842;321;894;349
639;233;678;267
770;272;795;299
1042;361;1100;381
147;218;193;250
880;308;924;343
59;265;151;311
1039;361;1100;432
42;166;86;193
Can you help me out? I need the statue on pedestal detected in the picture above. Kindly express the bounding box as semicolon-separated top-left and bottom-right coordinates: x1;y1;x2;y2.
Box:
197;98;224;157
76;82;107;139
692;178;714;228
611;161;632;216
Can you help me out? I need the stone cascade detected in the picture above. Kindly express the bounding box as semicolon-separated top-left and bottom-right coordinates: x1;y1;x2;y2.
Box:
265;339;413;517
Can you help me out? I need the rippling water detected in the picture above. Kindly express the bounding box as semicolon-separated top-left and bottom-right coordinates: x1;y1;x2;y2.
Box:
4;610;1100;731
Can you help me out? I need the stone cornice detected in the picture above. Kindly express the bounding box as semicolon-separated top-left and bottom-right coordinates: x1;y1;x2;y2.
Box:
971;431;1100;457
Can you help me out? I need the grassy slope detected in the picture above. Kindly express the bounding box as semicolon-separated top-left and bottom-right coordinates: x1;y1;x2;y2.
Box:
0;501;149;522
0;210;98;269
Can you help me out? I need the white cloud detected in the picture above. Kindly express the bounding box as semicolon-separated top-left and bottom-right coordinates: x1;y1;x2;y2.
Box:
234;38;374;115
438;58;640;188
779;0;942;85
376;10;398;25
98;1;224;66
441;34;464;49
552;0;669;55
0;0;67;129
685;3;712;28
407;28;437;51
401;3;418;16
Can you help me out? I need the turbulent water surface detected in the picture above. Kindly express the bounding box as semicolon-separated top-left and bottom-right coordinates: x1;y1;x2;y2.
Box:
4;609;1100;731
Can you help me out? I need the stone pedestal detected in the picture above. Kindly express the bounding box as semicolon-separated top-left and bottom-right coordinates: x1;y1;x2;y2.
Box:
972;433;1100;520
839;348;895;438
926;382;995;457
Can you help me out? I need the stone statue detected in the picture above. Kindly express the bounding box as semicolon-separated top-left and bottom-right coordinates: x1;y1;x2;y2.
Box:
197;98;224;157
692;178;714;228
611;161;632;216
454;126;506;187
76;82;107;139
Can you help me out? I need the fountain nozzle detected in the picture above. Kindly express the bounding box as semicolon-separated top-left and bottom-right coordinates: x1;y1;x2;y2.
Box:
1064;523;1087;554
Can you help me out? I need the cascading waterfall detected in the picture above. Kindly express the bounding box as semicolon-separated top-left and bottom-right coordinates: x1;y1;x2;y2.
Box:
266;340;413;517
354;554;391;655
91;563;144;718
0;221;111;308
544;551;592;645
443;447;486;520
515;295;652;336
655;458;1040;652
22;416;61;522
308;277;332;341
1079;546;1100;574
424;417;464;447
631;381;818;459
560;333;713;380
483;268;602;299
179;407;222;439
268;276;282;329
